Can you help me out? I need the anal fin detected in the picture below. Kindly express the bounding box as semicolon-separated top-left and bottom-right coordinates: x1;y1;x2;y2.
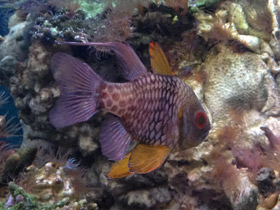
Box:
129;144;170;174
99;116;131;161
106;152;134;179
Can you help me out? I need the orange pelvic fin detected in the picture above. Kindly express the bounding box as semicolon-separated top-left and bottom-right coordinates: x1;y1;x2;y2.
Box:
149;42;173;76
129;144;170;174
106;152;134;179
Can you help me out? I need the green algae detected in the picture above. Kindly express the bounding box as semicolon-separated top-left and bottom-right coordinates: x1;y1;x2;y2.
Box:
78;0;105;19
0;182;54;210
0;182;77;210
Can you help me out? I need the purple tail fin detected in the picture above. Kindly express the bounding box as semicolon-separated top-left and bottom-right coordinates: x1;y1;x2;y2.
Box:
49;53;102;128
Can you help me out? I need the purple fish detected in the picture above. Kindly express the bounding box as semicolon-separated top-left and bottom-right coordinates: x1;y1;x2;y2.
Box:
49;42;210;178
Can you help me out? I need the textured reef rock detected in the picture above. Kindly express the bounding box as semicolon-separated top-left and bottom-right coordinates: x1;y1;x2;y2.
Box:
2;0;280;209
203;43;280;121
0;12;32;86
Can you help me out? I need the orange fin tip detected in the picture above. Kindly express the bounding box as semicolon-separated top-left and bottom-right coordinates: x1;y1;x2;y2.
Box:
129;144;170;174
106;152;134;179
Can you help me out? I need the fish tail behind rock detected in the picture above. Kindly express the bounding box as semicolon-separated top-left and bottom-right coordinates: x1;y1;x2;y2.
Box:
49;52;103;128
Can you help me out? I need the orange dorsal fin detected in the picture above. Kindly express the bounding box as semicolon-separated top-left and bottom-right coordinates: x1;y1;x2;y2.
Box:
149;42;173;76
106;152;134;179
129;144;170;174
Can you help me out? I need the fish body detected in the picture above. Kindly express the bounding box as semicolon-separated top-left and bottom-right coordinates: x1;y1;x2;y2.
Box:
49;42;210;178
100;73;207;150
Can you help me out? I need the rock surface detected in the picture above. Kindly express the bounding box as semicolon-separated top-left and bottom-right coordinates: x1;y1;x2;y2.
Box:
1;0;280;209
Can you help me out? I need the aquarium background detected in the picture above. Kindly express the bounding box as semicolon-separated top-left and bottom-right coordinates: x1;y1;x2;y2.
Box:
0;86;23;147
0;0;280;209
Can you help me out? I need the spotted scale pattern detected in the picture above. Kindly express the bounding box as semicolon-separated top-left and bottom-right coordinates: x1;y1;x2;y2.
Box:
99;73;191;148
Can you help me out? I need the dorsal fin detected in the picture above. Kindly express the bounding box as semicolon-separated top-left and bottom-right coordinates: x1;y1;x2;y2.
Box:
149;42;173;76
57;41;148;80
106;152;134;179
99;116;132;161
129;144;170;174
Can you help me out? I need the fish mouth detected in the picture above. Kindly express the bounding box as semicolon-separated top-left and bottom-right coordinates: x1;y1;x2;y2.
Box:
203;131;210;139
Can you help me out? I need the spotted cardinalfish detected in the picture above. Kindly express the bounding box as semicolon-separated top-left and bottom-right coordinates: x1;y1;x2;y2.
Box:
49;41;211;178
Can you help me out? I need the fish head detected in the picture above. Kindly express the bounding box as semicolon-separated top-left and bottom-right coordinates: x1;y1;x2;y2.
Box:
180;100;211;149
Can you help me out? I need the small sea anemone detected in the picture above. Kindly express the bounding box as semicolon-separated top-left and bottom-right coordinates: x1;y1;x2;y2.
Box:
0;115;22;140
32;145;73;168
16;145;91;201
64;157;80;170
0;91;10;107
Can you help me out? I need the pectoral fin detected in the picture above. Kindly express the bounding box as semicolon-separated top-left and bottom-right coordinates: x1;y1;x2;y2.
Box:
129;144;170;174
106;152;134;179
149;42;173;76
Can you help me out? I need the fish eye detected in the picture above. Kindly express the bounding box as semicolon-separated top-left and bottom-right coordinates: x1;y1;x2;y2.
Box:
195;111;207;129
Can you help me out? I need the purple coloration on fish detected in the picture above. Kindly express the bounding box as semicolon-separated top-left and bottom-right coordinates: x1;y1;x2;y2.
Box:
98;73;207;150
49;42;210;176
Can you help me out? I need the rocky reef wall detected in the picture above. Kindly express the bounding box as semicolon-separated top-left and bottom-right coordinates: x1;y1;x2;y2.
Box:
1;0;280;209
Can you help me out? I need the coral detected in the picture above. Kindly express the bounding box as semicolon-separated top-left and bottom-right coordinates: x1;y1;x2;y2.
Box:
0;182;97;210
0;115;21;141
202;43;280;121
0;11;32;86
0;137;98;208
16;162;89;203
0;18;31;61
0;146;37;185
0;56;16;85
8;12;27;29
256;168;275;197
195;1;280;54
4;0;280;209
0;141;15;175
